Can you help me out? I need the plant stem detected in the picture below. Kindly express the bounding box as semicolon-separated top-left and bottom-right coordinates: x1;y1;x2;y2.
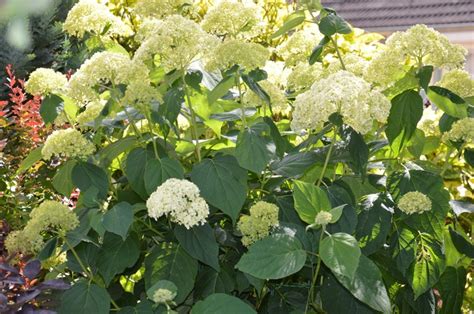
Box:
331;37;346;70
317;128;337;187
144;109;160;160
305;226;326;313
124;108;145;144
64;237;93;279
441;146;454;176
182;77;202;162
235;75;247;127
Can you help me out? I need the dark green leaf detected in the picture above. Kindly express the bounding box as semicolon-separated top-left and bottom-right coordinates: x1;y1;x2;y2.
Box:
270;151;320;178
191;155;247;222
192;293;256;314
144;157;184;195
236;234;306;280
37;237;58;261
320;232;361;279
102;202;133;240
174;224;220;271
40;94;63;124
436;266;466;314
97;233;140;285
385;89;424;154
241;74;270;105
235;122;275;173
208;75;235;104
390;228;417;276
309;36;331;65
293;180;332;224
52;160;77;196
449;227;474;258
97;136;138;167
416;66;433;91
270;11;306;39
427;86;468;118
67;242;100;274
125;147;154;199
318;13;352;36
16;146;43;175
194;266;235;300
145;243;198;304
464;149;474;167
342;127;368;176
59;282;111;314
72;161;109;204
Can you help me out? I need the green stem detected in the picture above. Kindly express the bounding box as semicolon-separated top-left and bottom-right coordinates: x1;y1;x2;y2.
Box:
235;75;247;127
331;37;346;70
305;226;326;312
64;237;93;279
317;128;337;187
124;108;145;144
144;109;160;160
183;77;202;162
441;146;454;176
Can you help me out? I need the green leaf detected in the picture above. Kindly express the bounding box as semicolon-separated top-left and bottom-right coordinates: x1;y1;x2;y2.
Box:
356;194;392;255
333;254;391;313
208;75;235;104
52;160;77;196
98;136;138;167
329;205;345;223
59;282;111;314
235;122;275;173
16;146;43;175
408;234;446;299
342;127;368;176
191;155;247;222
38;237;58;261
309;36;330;65
416;65;433;91
40;94;63;124
125;147;154;199
449;227;474;258
293;180;332;224
194;266;235;300
318;13;352;36
427;86;468;118
464;149;474;167
320;232;361;279
241;74;270;105
145;243;198;304
72;161;109;204
66;242;100;274
436;266;466;314
270;151;320;178
263;117;288;157
270;11;306;39
174;224;220;271
385;89;424;154
321;272;377;314
97;233;140;285
236;234;306;280
192;293;256;314
102;202;133;240
390;228;417;276
144;158;184;195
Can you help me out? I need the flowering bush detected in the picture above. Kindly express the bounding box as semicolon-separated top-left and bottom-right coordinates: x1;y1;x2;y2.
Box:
4;0;474;313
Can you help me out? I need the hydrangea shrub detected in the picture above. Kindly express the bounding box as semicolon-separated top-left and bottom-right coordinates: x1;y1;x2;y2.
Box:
6;0;474;313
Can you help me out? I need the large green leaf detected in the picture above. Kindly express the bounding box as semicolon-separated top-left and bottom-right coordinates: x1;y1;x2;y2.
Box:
270;151;320;178
208;75;235;104
52;160;77;196
449;227;474;258
59;282;111;314
385;89;424;154
125;147;154;199
309;36;330;65
236;234;306;280
235;122;275;173
408;234;446;299
191;155;247;222
293;180;332;224
192;293;256;314
436;266;466;314
96;233;140;285
72;161;109;204
356;194;392;255
342;127;368;176
40;94;63;124
390;228;417;276
97;136;138;167
16;146;43;175
174;224;220;271
102;202;133;240
270;11;306;39
194;266;235;300
333;254;391;313
66;242;100;274
318;13;352;36
427;86;468;118
145;242;198;304
320;232;361;279
416;65;433;91
144;157;184;195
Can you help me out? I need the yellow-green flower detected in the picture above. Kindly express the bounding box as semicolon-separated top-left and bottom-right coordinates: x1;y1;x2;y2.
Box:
397;191;432;215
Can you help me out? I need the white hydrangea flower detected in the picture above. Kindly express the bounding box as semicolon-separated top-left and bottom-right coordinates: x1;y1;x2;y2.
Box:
325;53;370;78
25;68;68;96
42;128;96;160
276;24;323;66
437;69;474;98
287;62;324;92
291;70;391;134
201;0;262;38
243;80;288;113
397;191;432;215
146;178;209;229
418;107;442;136
63;0;132;38
314;211;332;226
263;61;290;89
134;0;193;19
152;288;176;304
442;117;474;143
76;101;105;126
205;39;269;72
134;15;218;72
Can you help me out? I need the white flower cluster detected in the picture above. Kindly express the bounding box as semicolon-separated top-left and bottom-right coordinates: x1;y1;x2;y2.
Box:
287;62;324;92
437;69;474;98
134;15;218;72
152;288;176;304
366;24;467;87
63;0;132;38
41;128;96;160
276;24;323;67
146;178;209;229
443;117;474;144
314;211;332;226
134;0;193;19
291;71;391;134
25;68;68;96
76;101;105;126
397;191;432;215
243;80;287;113
201;0;262;38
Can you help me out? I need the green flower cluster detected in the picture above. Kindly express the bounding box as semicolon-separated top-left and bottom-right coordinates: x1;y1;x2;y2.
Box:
397;191;432;215
237;201;279;247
